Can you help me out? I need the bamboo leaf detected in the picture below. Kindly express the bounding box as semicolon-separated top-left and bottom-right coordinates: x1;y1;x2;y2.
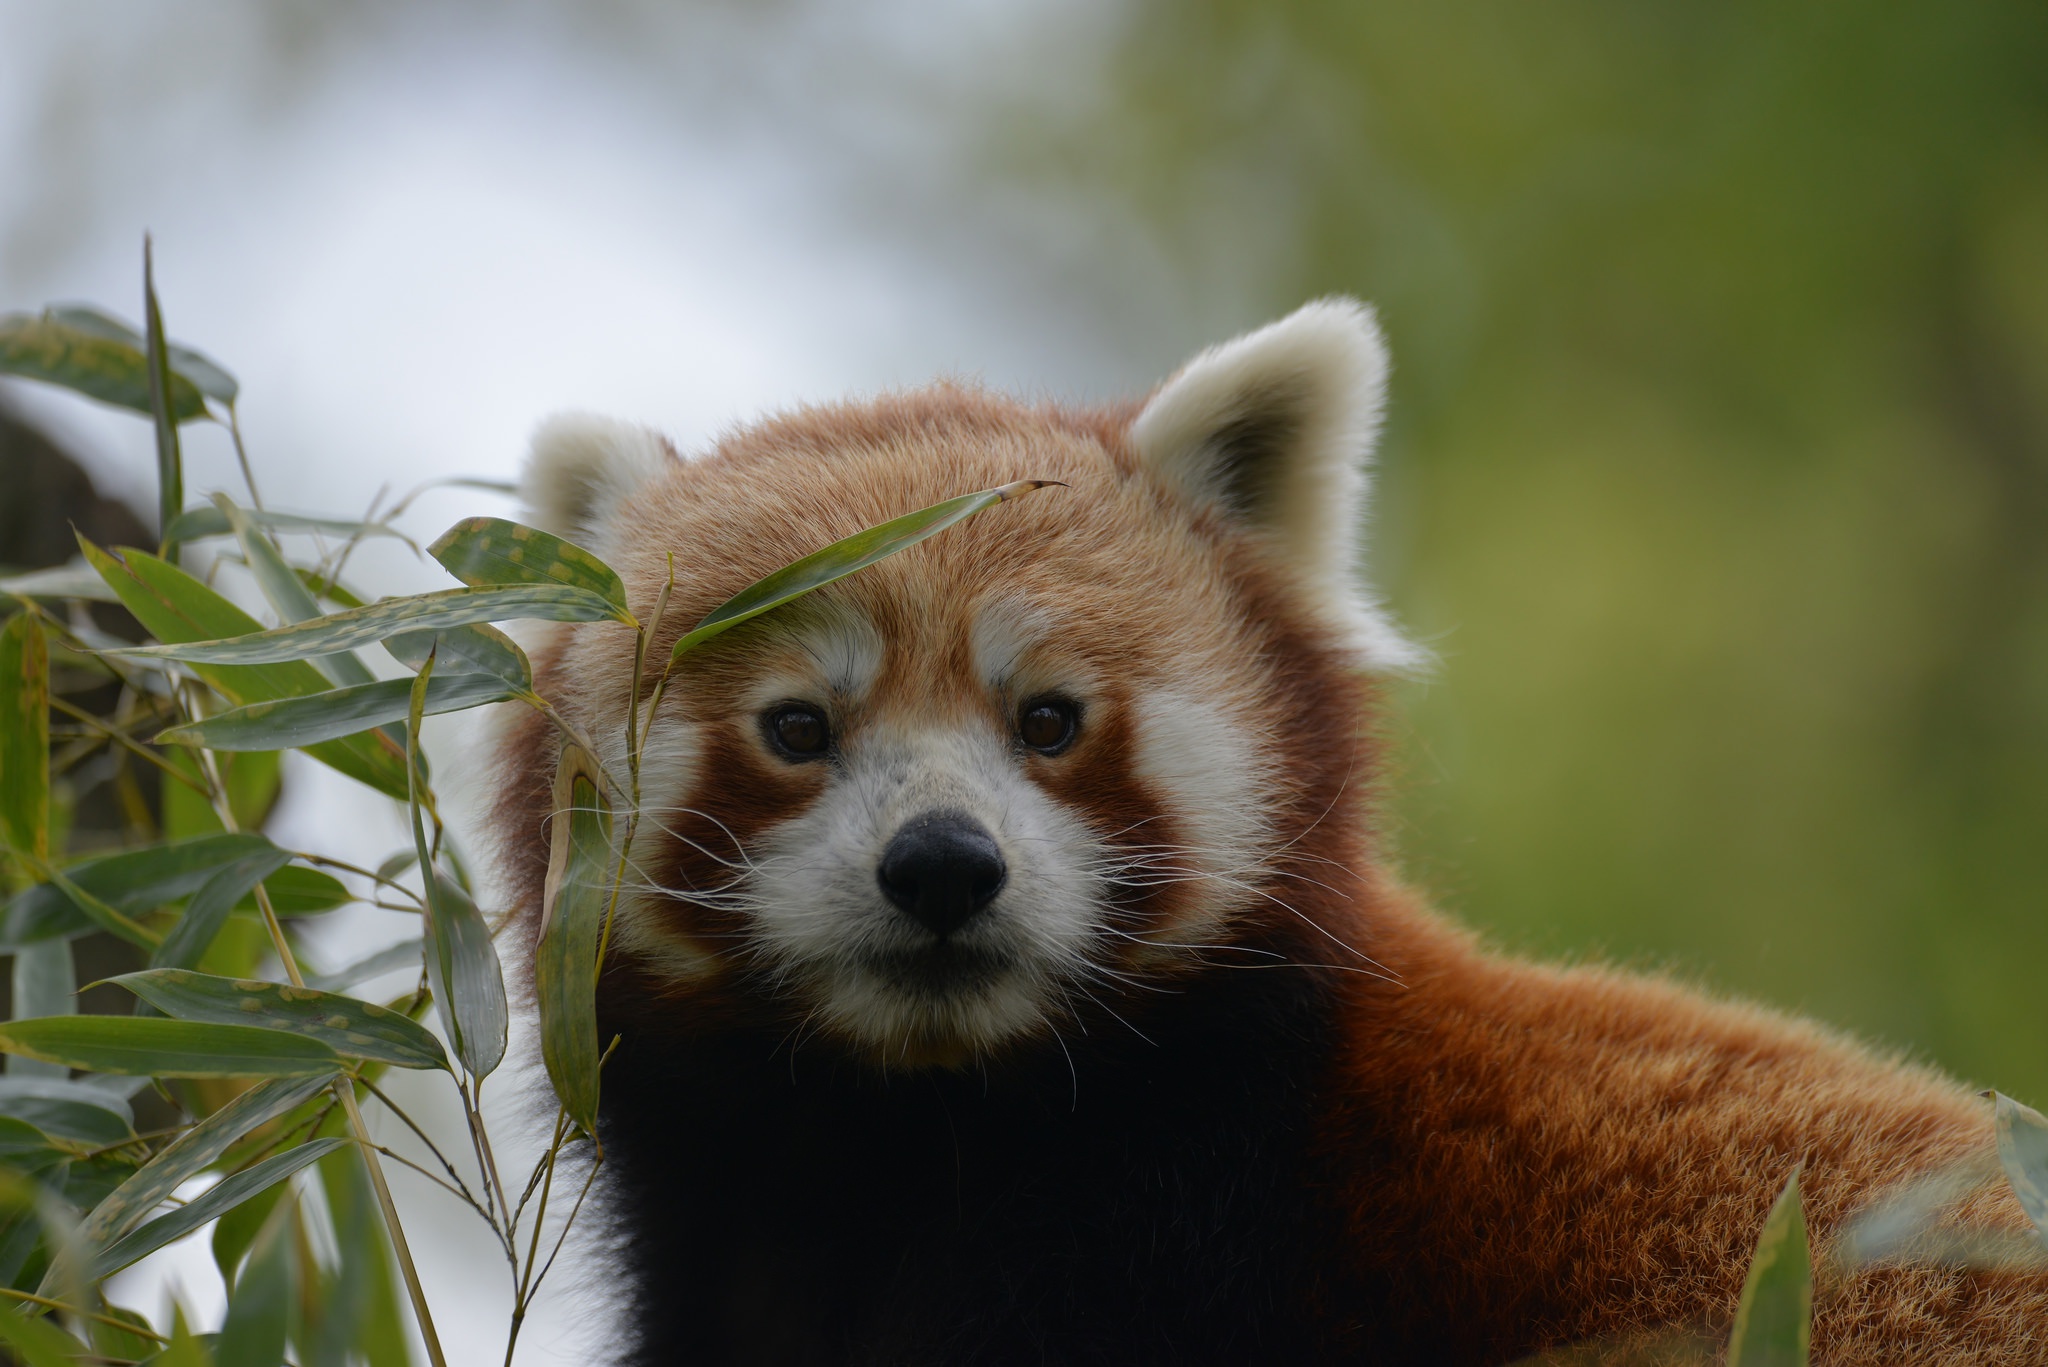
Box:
0;1302;91;1367
77;1073;335;1250
107;970;449;1072
1727;1169;1812;1367
1991;1092;2048;1247
212;493;385;700
91;1301;162;1362
162;505;403;545
307;939;422;995
384;621;533;688
78;537;411;799
0;309;208;422
150;845;293;972
0;612;49;871
669;479;1057;664
0;1078;134;1147
144;241;186;558
8;940;75;1081
158;671;519;753
41;867;161;948
0;559;125;603
93;1136;347;1279
215;1196;293;1367
0;1116;74;1162
42;303;237;405
114;582;629;667
312;1140;413;1367
429;516;629;614
146;1311;215;1366
1;832;270;945
247;865;348;918
537;745;612;1133
408;656;507;1081
1;835;341;948
0;1016;342;1078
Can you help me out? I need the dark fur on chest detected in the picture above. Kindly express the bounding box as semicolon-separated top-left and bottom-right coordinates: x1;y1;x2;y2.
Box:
592;964;1343;1366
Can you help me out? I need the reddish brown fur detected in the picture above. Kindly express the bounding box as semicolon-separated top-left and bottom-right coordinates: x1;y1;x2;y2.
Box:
482;383;2048;1364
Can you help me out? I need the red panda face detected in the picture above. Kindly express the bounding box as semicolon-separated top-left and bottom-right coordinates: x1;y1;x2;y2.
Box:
497;301;1418;1067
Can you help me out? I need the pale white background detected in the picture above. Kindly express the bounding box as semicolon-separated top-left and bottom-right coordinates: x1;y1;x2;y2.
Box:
0;2;1281;1361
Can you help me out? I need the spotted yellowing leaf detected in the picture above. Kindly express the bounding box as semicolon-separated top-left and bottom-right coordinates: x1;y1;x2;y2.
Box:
113;583;629;667
537;745;613;1133
107;969;449;1071
429;516;629;616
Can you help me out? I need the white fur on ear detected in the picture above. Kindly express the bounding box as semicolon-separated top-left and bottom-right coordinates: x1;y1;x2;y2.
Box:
1130;298;1424;673
521;413;678;552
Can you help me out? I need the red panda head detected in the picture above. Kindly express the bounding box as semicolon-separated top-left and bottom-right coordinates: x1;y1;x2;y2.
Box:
488;299;1418;1068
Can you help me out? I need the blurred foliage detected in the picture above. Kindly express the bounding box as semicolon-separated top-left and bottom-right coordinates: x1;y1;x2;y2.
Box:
1035;1;2048;1099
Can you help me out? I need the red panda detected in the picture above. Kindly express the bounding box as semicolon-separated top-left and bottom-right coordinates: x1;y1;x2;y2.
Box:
481;301;2048;1365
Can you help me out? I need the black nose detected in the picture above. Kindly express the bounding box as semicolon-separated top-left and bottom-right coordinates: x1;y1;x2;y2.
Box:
877;811;1007;939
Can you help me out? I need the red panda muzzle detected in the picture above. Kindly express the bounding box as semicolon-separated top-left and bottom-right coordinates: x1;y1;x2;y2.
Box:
875;808;1008;940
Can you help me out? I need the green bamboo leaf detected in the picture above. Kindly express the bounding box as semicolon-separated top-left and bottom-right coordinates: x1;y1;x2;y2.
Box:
669;479;1057;665
93;1136;347;1279
144;241;186;557
113;582;629;667
311;1140;413;1367
0;1078;135;1147
212;493;382;695
41;867;161;948
158;671;519;753
107;970;449;1072
90;1301;162;1362
78;1073;335;1250
0;1116;74;1162
210;1176;284;1289
150;846;292;972
44;303;237;406
1727;1169;1812;1367
145;1310;214;1367
408;656;507;1081
384;621;533;688
215;1196;292;1367
8;939;76;1081
78;537;411;799
0;559;125;603
0;1302;91;1367
0;832;269;945
0;1016;342;1078
537;746;613;1133
247;865;348;917
1991;1092;2048;1247
429;516;629;613
162;505;404;545
0;309;208;423
307;939;422;995
0;611;50;869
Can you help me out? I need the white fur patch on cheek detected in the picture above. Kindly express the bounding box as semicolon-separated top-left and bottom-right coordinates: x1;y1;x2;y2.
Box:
1130;690;1276;943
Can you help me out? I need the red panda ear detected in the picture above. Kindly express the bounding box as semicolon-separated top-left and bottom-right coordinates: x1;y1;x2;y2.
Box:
1130;298;1424;673
520;413;679;553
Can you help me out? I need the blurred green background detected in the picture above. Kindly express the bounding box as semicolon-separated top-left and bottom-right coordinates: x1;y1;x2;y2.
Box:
1027;1;2048;1099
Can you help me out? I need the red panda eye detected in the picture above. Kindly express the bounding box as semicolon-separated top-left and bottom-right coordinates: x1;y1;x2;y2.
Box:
1018;697;1079;754
764;705;830;759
